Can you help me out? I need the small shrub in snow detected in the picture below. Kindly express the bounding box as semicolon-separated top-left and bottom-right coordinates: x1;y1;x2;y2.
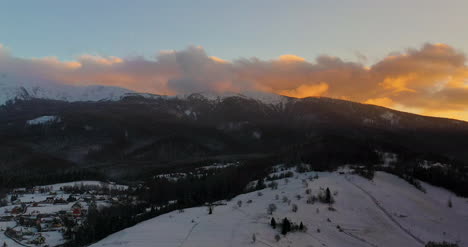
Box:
274;234;281;242
257;192;263;197
282;196;289;203
307;195;317;204
252;233;256;243
305;188;311;195
275;194;279;200
246;199;253;204
337;225;343;232
267;203;277;215
268;182;278;190
447;198;453;208
296;164;311;173
292;204;298;212
296;194;302;200
237;200;242;208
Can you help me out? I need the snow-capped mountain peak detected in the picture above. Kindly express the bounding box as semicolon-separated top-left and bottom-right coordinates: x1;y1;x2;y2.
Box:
0;80;135;105
0;79;291;106
176;91;290;105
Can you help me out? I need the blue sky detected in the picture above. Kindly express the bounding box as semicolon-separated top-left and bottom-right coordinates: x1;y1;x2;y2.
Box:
1;0;467;63
1;0;468;121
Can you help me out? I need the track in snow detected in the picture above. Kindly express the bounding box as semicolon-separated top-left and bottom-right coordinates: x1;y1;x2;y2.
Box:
345;176;425;246
178;222;199;247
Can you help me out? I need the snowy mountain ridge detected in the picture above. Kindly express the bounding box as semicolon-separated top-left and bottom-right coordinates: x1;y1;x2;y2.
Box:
0;80;134;105
0;80;289;106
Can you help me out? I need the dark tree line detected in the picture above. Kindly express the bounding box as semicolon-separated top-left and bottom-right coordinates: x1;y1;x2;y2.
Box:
0;168;105;189
64;157;275;246
381;152;468;197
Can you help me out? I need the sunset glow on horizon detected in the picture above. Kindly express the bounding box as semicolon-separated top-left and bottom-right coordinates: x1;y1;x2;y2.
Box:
1;0;468;121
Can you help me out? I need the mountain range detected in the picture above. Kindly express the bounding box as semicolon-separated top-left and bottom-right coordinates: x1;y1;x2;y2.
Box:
1;81;468;180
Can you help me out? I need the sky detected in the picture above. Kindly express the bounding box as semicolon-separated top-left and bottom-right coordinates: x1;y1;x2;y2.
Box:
1;0;468;120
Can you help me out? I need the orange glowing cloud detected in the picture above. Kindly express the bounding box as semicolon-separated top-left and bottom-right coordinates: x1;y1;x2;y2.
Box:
278;82;329;98
278;54;306;63
1;43;468;121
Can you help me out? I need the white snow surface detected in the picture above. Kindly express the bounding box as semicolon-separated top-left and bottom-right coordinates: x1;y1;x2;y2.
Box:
90;170;468;247
0;79;291;106
26;115;60;125
177;91;290;105
0;80;134;105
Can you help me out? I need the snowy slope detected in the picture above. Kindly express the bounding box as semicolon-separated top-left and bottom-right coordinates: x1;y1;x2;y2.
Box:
26;115;60;125
90;170;468;247
176;91;290;105
0;79;290;106
0;80;134;105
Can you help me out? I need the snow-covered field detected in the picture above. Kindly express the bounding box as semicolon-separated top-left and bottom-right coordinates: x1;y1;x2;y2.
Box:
90;170;468;247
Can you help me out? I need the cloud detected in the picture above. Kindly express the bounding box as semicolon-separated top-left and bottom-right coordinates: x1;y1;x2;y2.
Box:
0;43;467;121
278;82;329;98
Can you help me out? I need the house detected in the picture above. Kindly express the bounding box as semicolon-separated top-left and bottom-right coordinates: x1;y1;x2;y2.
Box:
12;188;27;194
19;216;37;227
28;234;45;245
53;198;68;205
44;197;55;204
10;206;23;215
71;202;83;217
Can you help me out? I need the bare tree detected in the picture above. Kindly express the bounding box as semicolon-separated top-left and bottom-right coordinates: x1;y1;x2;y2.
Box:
275;234;281;242
267;203;277;215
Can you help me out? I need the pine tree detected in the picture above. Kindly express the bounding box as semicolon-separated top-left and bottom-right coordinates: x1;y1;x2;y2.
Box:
299;222;304;231
281;218;291;235
325;187;331;203
271;218;276;229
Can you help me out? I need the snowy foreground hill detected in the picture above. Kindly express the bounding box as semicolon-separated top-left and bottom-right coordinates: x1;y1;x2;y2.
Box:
90;170;468;247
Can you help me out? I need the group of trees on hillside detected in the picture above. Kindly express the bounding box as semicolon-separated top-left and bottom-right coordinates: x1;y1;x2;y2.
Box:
64;158;274;246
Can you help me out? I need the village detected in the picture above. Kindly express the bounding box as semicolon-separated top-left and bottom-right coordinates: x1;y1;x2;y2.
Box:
0;181;129;247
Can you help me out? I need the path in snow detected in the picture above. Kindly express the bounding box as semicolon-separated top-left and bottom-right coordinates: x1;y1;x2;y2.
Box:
345;176;425;246
340;228;378;247
178;222;199;247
